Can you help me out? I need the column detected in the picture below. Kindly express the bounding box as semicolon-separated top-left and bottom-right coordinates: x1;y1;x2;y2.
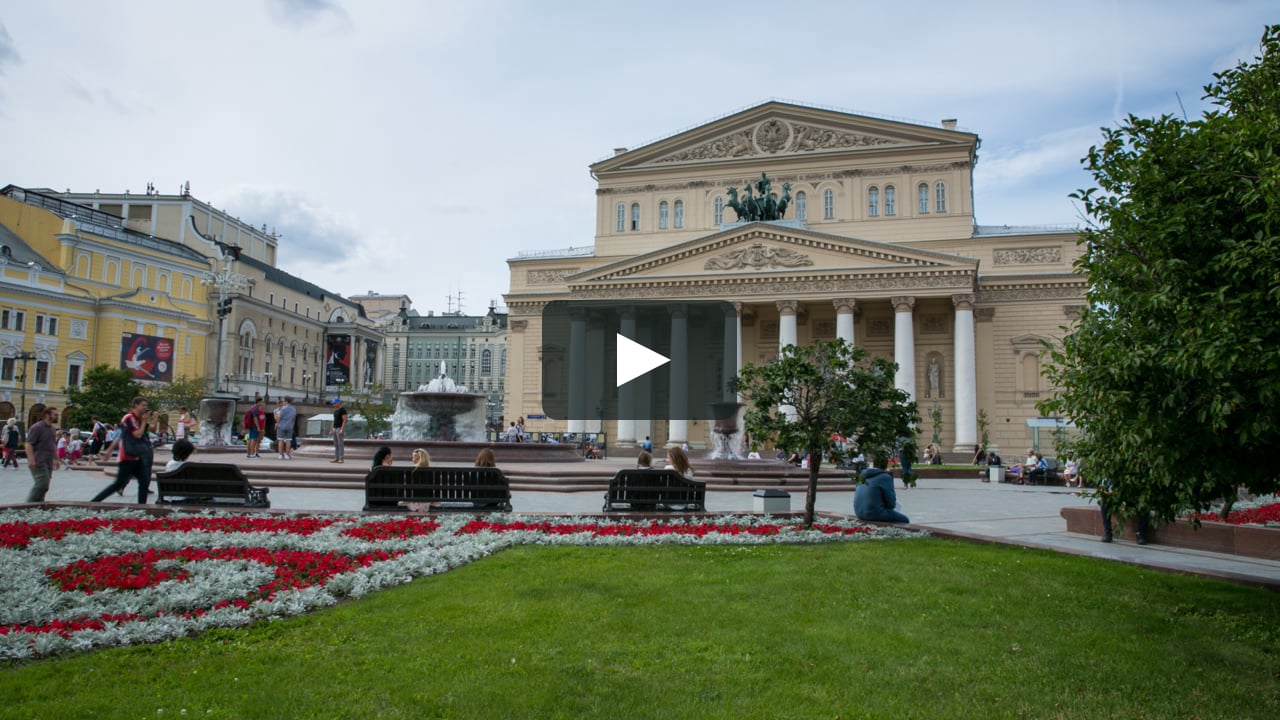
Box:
567;308;586;434
777;300;799;421
586;312;606;434
722;304;739;401
833;298;856;346
952;294;978;454
616;306;637;446
892;296;916;401
667;305;688;446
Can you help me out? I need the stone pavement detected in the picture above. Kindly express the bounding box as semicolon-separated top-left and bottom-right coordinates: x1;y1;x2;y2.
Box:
1;457;1276;591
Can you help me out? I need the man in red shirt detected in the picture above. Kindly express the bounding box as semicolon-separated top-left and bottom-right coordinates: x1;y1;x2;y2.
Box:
90;397;155;503
244;398;266;459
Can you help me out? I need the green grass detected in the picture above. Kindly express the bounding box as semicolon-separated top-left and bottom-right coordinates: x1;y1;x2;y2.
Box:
2;539;1278;719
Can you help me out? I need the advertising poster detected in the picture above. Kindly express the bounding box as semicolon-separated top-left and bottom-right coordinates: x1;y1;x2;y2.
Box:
326;335;350;387
120;333;175;382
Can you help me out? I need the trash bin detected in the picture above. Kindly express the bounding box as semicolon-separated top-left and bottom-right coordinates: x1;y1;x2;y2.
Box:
988;466;1005;483
753;489;791;514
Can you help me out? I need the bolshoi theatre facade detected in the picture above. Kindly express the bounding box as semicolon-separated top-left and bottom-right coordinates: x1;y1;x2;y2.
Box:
504;101;1085;455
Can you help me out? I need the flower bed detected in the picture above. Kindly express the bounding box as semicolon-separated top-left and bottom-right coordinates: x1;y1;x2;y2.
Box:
1061;496;1280;562
0;508;924;660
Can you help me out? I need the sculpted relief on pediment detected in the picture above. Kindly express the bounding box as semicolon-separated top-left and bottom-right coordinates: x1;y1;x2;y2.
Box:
656;118;897;163
703;243;814;271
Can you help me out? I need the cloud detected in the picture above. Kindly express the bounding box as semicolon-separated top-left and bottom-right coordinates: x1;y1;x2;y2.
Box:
0;22;19;73
217;186;362;267
266;0;349;28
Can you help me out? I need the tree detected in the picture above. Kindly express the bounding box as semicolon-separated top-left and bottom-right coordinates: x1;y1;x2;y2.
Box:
734;339;919;527
337;382;395;438
63;365;143;429
141;375;209;425
1043;26;1280;524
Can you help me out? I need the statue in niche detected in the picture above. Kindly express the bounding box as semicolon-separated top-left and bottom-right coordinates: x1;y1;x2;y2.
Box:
726;172;792;222
927;357;943;399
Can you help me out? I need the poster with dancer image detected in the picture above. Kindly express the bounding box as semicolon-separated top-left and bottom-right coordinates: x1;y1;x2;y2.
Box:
326;335;350;386
120;333;175;382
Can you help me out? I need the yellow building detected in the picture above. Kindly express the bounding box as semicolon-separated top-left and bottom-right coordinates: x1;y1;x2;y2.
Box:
504;101;1086;454
0;186;213;427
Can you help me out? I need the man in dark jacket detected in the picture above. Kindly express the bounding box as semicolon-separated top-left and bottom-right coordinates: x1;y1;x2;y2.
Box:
854;461;910;523
25;407;59;502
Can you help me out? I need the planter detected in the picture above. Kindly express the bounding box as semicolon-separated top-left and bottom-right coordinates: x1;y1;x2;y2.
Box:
1061;506;1279;561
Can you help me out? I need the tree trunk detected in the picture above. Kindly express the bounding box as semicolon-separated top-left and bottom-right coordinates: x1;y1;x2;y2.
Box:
804;447;820;528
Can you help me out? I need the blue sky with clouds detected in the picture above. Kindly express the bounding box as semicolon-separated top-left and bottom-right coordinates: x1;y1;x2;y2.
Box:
0;1;1273;313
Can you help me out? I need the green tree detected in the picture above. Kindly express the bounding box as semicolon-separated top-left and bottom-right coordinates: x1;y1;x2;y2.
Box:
63;365;143;429
734;339;919;527
337;382;395;438
1043;25;1280;523
142;375;209;423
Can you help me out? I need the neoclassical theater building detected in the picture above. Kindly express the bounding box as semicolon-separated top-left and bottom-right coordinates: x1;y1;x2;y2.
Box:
504;101;1085;454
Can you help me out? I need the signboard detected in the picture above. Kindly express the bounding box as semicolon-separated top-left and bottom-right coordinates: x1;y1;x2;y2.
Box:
120;333;175;382
325;335;351;386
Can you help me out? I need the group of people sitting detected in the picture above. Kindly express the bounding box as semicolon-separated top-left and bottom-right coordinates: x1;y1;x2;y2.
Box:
370;446;497;470
634;445;694;479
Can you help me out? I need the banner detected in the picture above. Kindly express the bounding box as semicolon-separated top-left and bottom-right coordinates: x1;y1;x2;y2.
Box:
326;335;350;386
120;333;175;382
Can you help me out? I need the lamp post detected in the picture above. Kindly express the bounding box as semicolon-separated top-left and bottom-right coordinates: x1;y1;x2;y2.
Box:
15;350;36;428
194;217;247;397
263;371;272;402
223;373;235;396
302;373;311;402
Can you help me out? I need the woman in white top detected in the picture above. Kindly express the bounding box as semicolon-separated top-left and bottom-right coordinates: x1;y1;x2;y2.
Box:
664;446;694;480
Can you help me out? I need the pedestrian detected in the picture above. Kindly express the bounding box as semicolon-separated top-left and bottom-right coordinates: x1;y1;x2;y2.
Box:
2;418;19;469
243;398;266;459
88;416;107;459
274;397;297;460
641;435;653;452
90;397;156;504
24;407;59;502
174;405;199;444
330;398;347;463
854;457;910;523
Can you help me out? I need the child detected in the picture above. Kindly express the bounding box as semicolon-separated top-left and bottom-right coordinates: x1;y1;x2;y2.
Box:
165;438;196;472
56;431;69;470
68;431;84;466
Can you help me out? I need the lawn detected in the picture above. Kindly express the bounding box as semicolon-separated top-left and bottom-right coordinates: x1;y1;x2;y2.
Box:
2;539;1276;719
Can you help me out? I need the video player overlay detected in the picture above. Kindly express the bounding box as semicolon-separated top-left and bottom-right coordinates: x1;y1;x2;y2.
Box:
540;300;738;422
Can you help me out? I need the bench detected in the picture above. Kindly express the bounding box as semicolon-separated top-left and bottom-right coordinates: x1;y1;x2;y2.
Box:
363;466;513;512
602;469;707;512
154;462;271;508
1028;458;1062;485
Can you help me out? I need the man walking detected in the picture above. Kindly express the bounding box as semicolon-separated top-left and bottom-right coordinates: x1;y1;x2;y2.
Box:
330;398;347;463
25;407;59;502
275;397;297;460
90;397;155;504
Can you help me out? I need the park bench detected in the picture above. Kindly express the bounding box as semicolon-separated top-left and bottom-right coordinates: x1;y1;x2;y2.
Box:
1028;458;1062;485
154;463;271;508
363;466;514;512
602;468;708;512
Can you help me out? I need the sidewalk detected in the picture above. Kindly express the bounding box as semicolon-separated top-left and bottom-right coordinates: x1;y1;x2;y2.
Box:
2;459;1277;591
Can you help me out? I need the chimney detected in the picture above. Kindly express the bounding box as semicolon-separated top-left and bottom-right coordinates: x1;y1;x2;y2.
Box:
613;147;628;156
941;118;958;130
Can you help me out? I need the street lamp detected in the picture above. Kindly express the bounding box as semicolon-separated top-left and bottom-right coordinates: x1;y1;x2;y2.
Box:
302;373;311;402
223;373;235;395
15;350;36;428
194;217;247;397
263;371;272;402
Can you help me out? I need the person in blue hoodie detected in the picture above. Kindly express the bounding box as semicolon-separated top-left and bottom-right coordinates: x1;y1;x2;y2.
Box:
854;456;910;523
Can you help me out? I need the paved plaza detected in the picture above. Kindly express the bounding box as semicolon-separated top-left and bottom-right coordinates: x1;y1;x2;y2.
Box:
1;457;1276;591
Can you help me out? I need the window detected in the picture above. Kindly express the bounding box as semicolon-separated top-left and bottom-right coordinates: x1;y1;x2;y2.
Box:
35;361;49;385
918;184;930;214
868;187;879;217
796;191;807;221
481;349;492;375
714;197;724;224
823;189;834;219
616;204;625;232
1;309;24;331
674;200;684;228
0;357;13;381
35;314;59;336
269;292;275;305
630;203;640;231
67;364;82;388
935;181;947;212
885;186;896;216
658;201;669;229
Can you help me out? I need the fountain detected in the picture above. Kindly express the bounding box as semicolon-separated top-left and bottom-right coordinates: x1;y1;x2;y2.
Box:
390;362;487;442
707;401;746;460
196;397;237;447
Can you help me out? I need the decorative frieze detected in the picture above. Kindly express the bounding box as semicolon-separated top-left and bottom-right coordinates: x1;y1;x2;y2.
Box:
921;314;948;334
976;285;1087;303
654;119;899;164
993;247;1062;266
569;273;970;300
868;318;893;337
526;268;580;285
704;243;814;271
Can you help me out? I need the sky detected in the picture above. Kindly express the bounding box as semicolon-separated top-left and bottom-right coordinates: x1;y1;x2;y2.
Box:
0;1;1274;315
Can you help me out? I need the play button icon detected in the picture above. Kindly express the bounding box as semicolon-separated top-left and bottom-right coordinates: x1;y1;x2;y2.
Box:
616;334;669;387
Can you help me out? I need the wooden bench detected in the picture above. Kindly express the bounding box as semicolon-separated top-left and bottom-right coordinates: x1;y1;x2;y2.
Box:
363;466;513;512
603;469;707;512
155;462;271;508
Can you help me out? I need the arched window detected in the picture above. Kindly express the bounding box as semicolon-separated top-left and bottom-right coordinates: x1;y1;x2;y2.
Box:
918;183;930;214
822;189;834;219
481;349;492;375
796;191;807;221
884;186;896;216
714;197;724;224
658;201;669;229
616;204;625;232
868;187;880;217
673;200;684;228
935;181;947;212
630;203;640;231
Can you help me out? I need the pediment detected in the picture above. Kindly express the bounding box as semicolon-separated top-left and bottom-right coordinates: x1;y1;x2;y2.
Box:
567;223;977;287
592;100;975;171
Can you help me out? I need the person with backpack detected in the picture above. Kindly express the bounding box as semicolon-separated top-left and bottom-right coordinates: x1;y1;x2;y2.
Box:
243;398;266;459
2;418;20;469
